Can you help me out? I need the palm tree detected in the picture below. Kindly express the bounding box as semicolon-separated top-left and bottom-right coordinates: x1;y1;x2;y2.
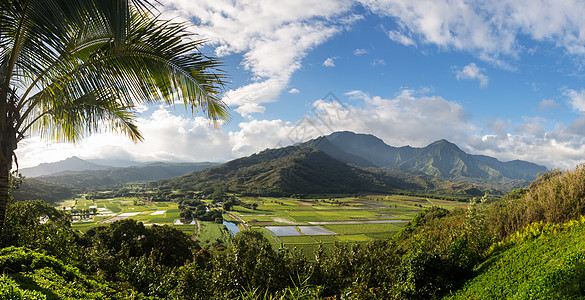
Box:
0;0;228;230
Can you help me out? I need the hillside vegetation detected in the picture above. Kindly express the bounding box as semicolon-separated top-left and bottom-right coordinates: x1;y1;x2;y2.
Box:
3;166;585;299
447;218;585;299
313;131;547;190
159;146;487;198
35;162;218;190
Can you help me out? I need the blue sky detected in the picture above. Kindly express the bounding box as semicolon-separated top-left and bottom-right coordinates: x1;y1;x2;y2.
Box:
16;0;585;169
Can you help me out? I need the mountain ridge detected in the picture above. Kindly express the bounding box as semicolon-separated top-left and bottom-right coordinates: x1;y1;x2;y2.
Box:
20;156;110;177
307;131;547;188
159;145;487;197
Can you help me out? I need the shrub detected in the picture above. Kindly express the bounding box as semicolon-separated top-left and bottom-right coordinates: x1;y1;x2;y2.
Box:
489;165;585;239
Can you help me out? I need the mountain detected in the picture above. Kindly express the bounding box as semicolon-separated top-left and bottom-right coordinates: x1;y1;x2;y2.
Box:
85;158;145;168
159;146;452;196
19;156;111;177
323;131;420;166
308;131;547;190
34;162;218;190
11;179;73;204
303;137;377;167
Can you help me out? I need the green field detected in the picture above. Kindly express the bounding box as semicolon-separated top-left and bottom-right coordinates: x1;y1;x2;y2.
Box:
56;193;467;258
231;195;467;258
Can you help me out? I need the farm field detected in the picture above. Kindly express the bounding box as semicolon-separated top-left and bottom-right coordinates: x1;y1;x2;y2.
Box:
229;194;468;258
54;194;468;258
54;197;228;246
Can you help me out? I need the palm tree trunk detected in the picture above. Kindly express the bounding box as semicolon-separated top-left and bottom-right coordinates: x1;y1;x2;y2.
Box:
0;149;10;231
0;125;16;231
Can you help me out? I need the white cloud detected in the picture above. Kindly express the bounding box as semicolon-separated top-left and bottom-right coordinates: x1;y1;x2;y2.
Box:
234;103;266;117
16;89;585;171
456;63;489;88
310;89;473;148
359;0;585;64
16;107;298;168
486;118;510;138
539;99;560;111
323;57;336;67
564;88;585;113
371;58;386;66
354;48;368;55
161;0;355;117
230;119;297;155
288;88;300;94
306;89;585;169
388;30;415;46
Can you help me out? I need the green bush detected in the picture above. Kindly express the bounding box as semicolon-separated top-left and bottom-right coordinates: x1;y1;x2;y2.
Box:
0;274;45;300
489;166;585;239
0;200;80;263
448;217;585;299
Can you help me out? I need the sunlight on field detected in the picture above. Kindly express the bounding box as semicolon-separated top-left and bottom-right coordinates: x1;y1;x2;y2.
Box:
229;195;467;258
63;193;467;259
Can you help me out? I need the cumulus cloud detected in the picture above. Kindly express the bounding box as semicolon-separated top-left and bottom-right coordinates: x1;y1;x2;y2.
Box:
565;88;585;113
16;90;585;170
359;0;585;64
308;89;473;147
16;106;297;168
160;0;355;117
388;30;415;46
456;63;489;88
307;89;585;169
323;57;336;67
288;88;300;94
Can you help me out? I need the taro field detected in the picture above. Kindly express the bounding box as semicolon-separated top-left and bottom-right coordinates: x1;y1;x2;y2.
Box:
229;195;468;258
53;197;233;248
54;194;468;259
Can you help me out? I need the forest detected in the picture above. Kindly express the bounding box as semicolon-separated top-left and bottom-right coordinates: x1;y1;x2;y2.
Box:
1;166;585;299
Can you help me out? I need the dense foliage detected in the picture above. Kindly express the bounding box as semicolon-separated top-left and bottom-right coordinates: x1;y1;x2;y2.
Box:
159;146;486;198
11;179;73;204
2;165;585;298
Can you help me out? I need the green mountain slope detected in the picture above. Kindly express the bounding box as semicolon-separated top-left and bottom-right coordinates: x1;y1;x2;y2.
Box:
159;146;450;196
324;131;420;166
318;131;547;190
20;156;111;177
12;178;73;203
447;218;585;299
303;136;377;167
29;162;218;191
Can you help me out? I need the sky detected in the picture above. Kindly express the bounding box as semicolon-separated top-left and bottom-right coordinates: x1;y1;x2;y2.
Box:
15;0;585;170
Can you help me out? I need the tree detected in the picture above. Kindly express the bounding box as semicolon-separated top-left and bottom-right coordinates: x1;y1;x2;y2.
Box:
0;0;228;230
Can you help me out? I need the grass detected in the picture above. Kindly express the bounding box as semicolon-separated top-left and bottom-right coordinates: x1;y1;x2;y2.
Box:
196;221;232;249
322;223;405;235
227;195;466;259
62;193;467;259
447;218;585;299
336;234;371;242
278;235;316;244
105;205;122;213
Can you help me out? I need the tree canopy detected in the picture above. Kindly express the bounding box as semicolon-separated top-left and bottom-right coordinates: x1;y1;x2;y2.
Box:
0;0;228;230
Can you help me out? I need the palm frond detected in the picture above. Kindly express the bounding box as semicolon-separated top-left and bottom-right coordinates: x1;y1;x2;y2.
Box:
2;0;229;144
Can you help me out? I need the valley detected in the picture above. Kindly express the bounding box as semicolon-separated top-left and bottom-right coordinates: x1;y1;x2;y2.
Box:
15;131;541;261
57;192;467;259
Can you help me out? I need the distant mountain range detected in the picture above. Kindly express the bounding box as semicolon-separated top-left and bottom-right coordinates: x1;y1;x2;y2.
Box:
161;131;547;195
19;156;111;177
308;131;547;188
13;159;219;202
15;131;547;201
159;145;466;196
32;161;219;190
